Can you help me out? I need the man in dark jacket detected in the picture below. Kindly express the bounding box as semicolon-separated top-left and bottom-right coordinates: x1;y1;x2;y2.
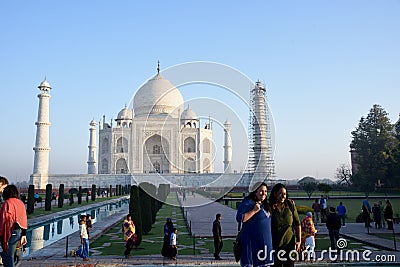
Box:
326;207;341;250
212;213;223;260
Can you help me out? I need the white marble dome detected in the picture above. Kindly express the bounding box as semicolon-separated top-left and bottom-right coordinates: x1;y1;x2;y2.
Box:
117;106;133;120
133;73;184;117
181;106;198;120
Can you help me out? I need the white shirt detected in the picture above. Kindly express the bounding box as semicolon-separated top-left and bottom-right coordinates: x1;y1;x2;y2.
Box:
170;232;177;246
80;223;88;239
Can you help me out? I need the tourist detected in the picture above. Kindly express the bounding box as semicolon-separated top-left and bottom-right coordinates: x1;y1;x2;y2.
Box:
0;184;28;267
384;200;394;230
236;182;273;266
0;176;8;193
76;214;90;261
269;183;301;267
312;199;321;224
372;203;381;229
362;197;372;227
319;195;327;222
336;202;347;226
86;214;93;238
326;207;341;250
379;200;386;228
170;228;178;260
122;214;136;258
161;218;174;257
212;213;223;260
301;212;317;255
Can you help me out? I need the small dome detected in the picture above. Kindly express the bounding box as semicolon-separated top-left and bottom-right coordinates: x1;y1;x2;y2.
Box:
38;79;51;90
90;119;97;126
133;73;183;117
181;107;198;120
117;106;133;120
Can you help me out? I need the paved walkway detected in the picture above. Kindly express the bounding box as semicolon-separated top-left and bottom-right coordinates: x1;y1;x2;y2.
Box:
178;193;239;237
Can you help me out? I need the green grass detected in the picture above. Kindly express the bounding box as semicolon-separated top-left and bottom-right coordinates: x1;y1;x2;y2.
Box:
28;195;122;219
371;233;400;242
91;193;235;256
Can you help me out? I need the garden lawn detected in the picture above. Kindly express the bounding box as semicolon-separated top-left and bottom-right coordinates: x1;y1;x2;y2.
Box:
90;193;234;256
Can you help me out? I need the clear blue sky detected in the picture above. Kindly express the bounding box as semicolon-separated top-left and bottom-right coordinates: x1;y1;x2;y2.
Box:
0;1;399;183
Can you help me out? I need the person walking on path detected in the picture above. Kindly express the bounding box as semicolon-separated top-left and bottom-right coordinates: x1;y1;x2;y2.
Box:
0;184;27;267
212;213;223;260
362;197;372;228
161;218;174;258
320;195;327;222
269;183;301;267
170;228;178;260
384;200;394;230
312;199;321;224
236;182;274;267
336;202;347;226
372;203;381;229
379;200;386;228
122;214;136;259
301;212;317;254
326;207;341;250
76;214;90;261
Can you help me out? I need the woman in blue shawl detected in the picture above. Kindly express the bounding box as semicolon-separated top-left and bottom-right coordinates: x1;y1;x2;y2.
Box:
236;182;273;267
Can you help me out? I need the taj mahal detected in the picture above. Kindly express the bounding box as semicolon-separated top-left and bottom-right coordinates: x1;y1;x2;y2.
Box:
30;63;274;190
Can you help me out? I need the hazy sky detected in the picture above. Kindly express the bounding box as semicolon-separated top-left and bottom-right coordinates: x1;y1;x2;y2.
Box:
1;1;399;183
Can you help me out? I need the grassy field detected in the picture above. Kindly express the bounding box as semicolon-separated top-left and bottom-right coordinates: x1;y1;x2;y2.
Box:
91;193;234;256
28;195;123;219
225;191;400;223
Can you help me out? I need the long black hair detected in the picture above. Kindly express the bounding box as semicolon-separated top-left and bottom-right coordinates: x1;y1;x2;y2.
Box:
268;183;289;206
2;184;19;200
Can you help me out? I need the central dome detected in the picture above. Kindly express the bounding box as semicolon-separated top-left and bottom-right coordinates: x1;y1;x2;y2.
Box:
133;73;184;117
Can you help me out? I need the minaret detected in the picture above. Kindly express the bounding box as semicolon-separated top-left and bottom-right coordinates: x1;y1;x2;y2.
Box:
252;81;269;174
87;119;97;174
31;78;52;189
223;120;232;173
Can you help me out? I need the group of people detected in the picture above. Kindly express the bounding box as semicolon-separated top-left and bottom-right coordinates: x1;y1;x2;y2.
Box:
362;197;394;230
236;182;300;267
161;218;178;260
74;214;92;261
0;176;28;267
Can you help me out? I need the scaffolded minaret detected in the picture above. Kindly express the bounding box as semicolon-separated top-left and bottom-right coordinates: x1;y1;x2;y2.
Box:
31;78;52;189
248;81;275;179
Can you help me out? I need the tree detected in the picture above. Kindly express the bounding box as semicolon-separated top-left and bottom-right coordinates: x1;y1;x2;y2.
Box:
298;176;318;198
335;164;352;187
139;182;153;234
91;184;96;201
350;104;396;191
318;183;332;196
129;185;142;247
58;184;64;208
45;184;52;211
78;186;82;204
27;185;35;215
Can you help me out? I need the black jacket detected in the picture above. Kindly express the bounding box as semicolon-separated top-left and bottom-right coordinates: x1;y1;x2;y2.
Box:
212;219;221;238
326;212;341;230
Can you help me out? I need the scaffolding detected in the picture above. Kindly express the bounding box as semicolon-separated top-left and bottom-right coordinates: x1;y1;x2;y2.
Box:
247;81;276;179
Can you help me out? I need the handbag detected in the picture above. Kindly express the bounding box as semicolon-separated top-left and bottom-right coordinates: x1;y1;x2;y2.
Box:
233;230;242;262
233;222;247;262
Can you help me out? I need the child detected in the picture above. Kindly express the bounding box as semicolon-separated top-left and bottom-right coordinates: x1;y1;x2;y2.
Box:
170;228;178;260
76;214;90;261
14;239;26;267
86;214;93;238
